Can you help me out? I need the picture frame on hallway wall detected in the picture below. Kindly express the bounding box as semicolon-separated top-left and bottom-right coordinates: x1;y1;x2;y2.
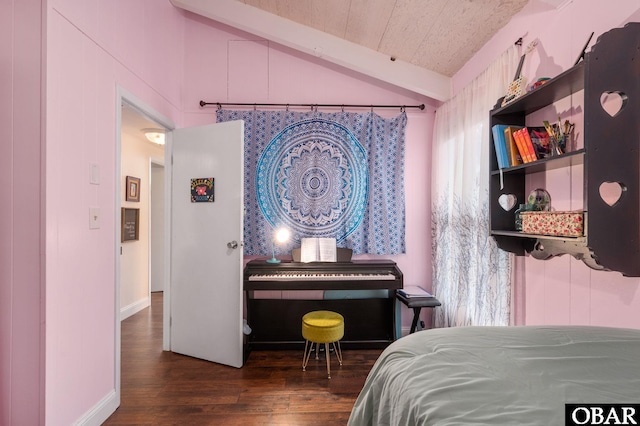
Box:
121;208;140;242
125;176;140;202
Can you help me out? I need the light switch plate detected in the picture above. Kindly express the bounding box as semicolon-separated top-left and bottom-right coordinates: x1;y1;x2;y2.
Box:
89;207;100;229
90;163;100;185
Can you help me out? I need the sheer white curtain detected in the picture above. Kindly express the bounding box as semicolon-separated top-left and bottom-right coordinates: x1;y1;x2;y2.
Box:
431;46;518;327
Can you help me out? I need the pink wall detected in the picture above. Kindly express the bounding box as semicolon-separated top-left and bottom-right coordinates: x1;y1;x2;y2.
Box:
454;0;640;327
43;1;184;424
179;13;439;331
1;1;45;425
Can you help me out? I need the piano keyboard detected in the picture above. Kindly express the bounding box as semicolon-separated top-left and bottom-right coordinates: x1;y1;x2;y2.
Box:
248;272;397;281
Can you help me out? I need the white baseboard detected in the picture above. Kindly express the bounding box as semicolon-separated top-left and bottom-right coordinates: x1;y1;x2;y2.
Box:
120;296;149;321
73;389;119;426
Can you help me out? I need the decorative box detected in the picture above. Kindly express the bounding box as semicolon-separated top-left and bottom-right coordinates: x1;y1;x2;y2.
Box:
520;211;584;237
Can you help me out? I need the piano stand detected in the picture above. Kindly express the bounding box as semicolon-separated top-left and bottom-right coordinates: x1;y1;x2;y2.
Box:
396;292;441;334
243;259;403;351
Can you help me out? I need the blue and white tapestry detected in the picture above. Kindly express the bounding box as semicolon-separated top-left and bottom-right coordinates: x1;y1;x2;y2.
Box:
216;109;406;256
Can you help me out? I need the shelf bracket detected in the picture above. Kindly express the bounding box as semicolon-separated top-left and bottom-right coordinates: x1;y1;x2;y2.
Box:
529;239;605;271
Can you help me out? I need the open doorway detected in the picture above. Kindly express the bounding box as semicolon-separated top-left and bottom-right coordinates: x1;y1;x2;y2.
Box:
119;103;166;320
115;87;174;406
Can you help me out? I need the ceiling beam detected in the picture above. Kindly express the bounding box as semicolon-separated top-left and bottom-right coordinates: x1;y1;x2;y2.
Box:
170;0;452;102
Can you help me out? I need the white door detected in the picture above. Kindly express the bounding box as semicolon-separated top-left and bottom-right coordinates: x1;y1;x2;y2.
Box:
169;120;244;368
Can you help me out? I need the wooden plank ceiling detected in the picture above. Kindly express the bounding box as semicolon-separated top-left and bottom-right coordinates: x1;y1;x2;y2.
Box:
236;0;530;77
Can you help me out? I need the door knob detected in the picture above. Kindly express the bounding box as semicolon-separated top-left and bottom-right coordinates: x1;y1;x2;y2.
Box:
227;240;238;249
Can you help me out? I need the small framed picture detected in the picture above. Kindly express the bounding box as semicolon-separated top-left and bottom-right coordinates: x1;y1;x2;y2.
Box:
121;208;140;242
191;177;215;202
126;176;140;202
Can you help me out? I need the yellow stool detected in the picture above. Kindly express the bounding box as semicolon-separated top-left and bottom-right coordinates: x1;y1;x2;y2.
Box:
302;310;344;379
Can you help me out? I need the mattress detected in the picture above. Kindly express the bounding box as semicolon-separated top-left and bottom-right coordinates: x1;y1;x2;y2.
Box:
348;326;640;425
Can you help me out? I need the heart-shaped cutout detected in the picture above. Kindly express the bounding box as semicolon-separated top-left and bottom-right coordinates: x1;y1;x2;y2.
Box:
599;181;625;206
600;91;627;117
498;194;517;211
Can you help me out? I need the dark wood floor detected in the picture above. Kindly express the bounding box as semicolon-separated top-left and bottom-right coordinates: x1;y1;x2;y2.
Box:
103;292;382;425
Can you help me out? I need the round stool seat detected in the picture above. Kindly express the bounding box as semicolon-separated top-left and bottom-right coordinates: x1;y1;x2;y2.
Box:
301;310;345;378
302;310;344;343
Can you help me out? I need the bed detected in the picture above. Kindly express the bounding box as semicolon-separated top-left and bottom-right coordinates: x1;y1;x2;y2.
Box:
348;326;640;425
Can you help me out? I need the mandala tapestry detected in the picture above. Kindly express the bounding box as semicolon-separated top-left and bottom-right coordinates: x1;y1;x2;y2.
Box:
216;109;406;256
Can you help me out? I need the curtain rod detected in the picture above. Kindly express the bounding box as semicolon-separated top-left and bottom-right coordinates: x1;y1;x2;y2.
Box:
199;100;425;111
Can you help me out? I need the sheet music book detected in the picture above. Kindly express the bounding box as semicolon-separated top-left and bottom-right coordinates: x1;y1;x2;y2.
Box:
397;285;434;298
300;237;337;263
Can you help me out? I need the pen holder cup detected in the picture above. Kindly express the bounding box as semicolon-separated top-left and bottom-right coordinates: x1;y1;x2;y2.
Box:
549;133;571;156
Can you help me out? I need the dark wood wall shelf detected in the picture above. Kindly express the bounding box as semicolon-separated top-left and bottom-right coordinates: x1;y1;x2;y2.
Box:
490;149;585;176
491;230;586;242
489;23;640;276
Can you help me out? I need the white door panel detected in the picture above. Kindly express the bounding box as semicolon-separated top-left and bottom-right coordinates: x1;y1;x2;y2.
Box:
170;120;244;368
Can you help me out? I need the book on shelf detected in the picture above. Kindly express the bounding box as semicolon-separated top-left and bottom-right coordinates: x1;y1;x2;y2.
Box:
504;126;523;166
513;128;537;163
512;128;529;162
503;128;514;166
529;126;551;158
397;285;434;298
521;128;538;162
300;237;337;262
491;124;509;169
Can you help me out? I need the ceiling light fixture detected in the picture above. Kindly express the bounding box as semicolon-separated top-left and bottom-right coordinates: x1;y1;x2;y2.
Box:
142;128;165;145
